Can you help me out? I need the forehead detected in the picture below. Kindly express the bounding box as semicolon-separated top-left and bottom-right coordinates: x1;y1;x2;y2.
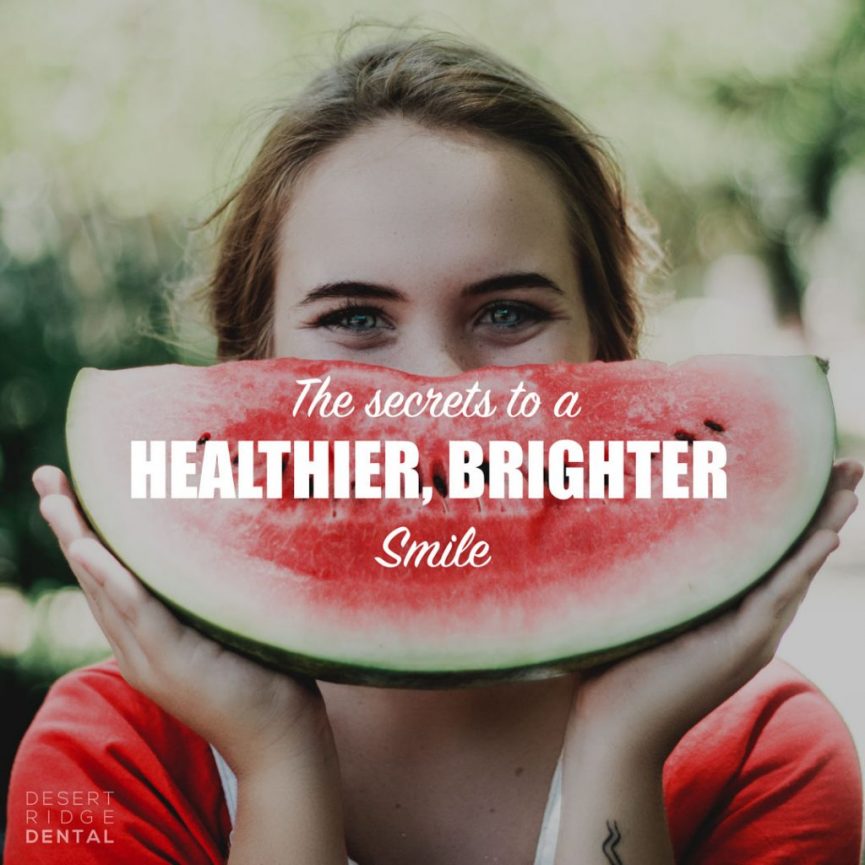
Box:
275;115;574;291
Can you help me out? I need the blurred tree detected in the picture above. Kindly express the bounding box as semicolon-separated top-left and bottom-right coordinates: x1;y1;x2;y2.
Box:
704;4;865;323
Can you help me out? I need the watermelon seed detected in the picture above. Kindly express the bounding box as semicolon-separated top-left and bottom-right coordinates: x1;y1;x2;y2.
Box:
674;430;695;445
433;472;448;498
196;432;211;446
480;461;490;485
703;419;725;432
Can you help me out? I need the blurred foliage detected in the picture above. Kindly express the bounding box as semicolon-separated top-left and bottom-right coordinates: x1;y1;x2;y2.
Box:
699;5;865;321
0;210;180;594
2;0;865;854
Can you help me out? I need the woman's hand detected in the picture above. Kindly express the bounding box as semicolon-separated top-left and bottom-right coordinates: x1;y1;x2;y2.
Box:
569;458;863;765
33;464;337;781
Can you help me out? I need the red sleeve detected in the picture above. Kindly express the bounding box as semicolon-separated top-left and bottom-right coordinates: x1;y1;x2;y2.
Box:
3;658;231;864
664;658;863;865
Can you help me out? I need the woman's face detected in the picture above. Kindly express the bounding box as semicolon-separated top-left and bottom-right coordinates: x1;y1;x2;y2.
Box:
272;115;594;375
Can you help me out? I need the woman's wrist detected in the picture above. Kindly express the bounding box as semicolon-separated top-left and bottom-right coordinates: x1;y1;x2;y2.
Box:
221;697;337;780
557;719;674;865
568;714;668;781
569;687;675;772
228;736;346;865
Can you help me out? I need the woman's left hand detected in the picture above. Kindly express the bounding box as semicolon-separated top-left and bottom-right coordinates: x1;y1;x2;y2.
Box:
569;457;863;765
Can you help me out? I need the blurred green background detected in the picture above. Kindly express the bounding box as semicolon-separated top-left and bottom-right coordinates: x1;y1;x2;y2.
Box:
2;0;865;854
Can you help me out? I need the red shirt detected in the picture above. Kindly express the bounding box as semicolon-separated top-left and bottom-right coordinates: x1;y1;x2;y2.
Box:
4;656;862;863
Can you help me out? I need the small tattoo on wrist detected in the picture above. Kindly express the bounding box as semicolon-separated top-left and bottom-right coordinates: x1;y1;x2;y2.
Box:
602;819;623;864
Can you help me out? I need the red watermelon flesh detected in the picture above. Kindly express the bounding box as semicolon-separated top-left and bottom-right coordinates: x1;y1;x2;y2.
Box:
65;355;835;686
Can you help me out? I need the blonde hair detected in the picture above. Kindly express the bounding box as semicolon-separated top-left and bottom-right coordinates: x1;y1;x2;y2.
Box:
189;29;662;362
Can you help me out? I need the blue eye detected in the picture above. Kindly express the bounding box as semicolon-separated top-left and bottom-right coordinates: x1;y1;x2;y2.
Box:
315;304;391;333
489;305;522;326
478;302;548;329
341;310;378;330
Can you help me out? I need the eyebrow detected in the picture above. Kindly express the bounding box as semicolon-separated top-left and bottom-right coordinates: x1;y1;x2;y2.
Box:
297;271;564;305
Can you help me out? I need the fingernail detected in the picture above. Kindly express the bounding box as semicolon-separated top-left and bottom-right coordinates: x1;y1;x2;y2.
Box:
33;476;46;497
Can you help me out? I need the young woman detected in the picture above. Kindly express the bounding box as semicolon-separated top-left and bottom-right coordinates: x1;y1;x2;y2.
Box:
9;31;863;865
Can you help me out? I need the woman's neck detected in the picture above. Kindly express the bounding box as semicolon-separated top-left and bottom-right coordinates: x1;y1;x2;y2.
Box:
319;674;581;865
318;673;580;759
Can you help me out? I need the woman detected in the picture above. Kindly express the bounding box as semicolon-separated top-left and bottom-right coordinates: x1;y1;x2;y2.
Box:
10;31;863;864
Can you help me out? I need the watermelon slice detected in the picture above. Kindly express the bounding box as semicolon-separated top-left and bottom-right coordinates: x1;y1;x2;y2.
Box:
65;355;835;686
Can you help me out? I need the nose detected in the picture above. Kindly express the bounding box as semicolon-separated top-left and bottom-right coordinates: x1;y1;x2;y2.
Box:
394;338;472;378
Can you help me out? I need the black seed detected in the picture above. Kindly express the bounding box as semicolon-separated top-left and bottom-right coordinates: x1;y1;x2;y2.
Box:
704;419;725;432
674;430;695;445
433;472;448;498
196;432;211;446
480;460;491;485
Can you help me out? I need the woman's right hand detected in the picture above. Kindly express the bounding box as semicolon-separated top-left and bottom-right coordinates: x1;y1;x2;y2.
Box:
33;464;337;781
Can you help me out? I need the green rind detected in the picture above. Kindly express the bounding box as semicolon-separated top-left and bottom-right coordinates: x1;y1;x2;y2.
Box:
130;560;808;688
64;356;837;687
